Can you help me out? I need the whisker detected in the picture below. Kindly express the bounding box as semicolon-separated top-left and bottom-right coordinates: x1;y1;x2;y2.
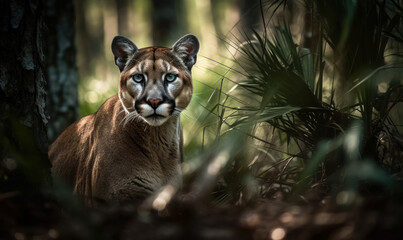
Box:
174;108;183;113
119;111;138;126
118;109;128;117
124;113;140;126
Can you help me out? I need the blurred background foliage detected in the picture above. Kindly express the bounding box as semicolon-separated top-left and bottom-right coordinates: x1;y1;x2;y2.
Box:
73;0;403;205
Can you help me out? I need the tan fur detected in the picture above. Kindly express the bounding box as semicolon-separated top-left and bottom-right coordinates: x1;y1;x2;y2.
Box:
49;35;198;206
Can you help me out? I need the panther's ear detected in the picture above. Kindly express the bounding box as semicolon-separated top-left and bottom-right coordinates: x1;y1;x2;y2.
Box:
111;36;138;72
172;34;199;71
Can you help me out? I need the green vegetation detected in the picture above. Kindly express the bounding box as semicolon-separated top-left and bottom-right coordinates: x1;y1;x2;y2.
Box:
181;0;403;204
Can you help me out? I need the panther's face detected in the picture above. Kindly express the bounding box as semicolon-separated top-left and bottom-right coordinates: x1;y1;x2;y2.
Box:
112;35;199;126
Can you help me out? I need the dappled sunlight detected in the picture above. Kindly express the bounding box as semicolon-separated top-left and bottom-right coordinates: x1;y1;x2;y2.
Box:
193;150;231;195
271;227;286;240
207;151;230;176
152;184;177;211
3;158;17;171
85;91;100;103
336;190;356;206
344;128;360;155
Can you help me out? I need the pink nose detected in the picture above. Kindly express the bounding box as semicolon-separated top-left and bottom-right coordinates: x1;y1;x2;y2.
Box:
148;98;162;109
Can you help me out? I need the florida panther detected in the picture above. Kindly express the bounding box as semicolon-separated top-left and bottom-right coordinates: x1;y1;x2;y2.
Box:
49;34;199;206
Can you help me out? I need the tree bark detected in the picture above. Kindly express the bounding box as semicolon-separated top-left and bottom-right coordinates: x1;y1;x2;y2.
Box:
44;0;78;143
0;0;50;194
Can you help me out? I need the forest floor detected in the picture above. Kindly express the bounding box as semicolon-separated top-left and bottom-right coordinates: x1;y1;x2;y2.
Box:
1;188;403;240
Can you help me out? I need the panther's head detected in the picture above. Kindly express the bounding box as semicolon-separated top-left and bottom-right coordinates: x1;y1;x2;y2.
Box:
112;34;199;126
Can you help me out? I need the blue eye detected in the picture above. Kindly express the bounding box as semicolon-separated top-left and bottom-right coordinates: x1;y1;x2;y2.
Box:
132;74;144;83
165;73;177;82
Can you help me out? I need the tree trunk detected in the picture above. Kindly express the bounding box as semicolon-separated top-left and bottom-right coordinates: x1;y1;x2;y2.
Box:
116;0;130;37
236;0;260;33
44;0;78;143
74;0;104;79
151;0;179;46
0;0;50;194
